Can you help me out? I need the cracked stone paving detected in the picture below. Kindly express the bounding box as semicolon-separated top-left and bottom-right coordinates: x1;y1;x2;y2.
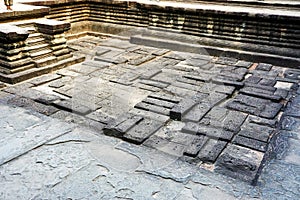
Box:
0;34;299;199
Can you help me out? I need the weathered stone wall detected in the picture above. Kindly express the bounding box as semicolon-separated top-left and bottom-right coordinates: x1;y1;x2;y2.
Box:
38;0;300;58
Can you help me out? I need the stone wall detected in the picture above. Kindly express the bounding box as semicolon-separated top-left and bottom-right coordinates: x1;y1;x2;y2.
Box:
23;0;300;64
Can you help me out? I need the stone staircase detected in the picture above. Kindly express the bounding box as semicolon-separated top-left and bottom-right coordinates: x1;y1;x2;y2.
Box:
0;19;85;84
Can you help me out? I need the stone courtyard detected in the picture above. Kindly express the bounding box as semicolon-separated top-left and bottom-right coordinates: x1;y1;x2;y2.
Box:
0;0;300;199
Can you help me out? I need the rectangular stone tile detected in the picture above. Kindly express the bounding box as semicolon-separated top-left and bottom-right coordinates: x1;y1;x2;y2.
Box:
149;92;181;103
103;113;136;136
212;77;244;88
226;101;257;115
7;96;59;116
259;102;283;119
200;90;228;106
115;115;144;135
170;98;198;120
215;144;264;183
247;116;277;128
135;102;170;116
29;73;61;86
245;76;262;84
182;122;201;135
182;102;211;122
123;118;163;144
140;68;162;79
197;125;235;141
197;139;227;163
259;78;276;87
3;82;33;94
164;85;197;97
274;88;289;99
228;94;268;110
244;82;277;92
184;135;209;157
142;97;175;109
136;83;161;92
183;73;212;82
139;79;169;89
235;60;253;68
256;63;272;71
222;111;248;133
52;99;92;115
129;108;170;123
214;85;236;95
48;76;72;88
86;110;114;125
240;87;281;102
237;129;271;143
68;64;99;75
171;81;203;92
233;135;268;152
143;135;186;157
176;76;204;87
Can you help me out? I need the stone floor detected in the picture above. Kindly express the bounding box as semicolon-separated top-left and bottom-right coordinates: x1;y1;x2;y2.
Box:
0;35;300;199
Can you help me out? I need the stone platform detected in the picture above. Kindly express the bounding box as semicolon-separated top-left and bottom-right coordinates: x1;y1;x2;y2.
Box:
1;35;299;185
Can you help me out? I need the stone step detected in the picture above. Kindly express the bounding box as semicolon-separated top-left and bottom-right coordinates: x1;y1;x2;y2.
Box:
28;32;43;39
25;43;50;52
34;56;57;68
26;37;45;46
0;63;36;74
0;55;85;84
130;34;300;68
30;49;53;58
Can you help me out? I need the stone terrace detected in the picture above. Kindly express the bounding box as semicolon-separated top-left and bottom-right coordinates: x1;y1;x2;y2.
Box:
0;0;299;196
1;34;299;185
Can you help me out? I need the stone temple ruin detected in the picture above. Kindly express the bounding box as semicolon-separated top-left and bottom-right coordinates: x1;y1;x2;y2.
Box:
0;0;300;187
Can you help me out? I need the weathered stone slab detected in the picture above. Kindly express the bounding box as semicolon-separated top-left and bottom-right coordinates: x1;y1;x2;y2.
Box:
149;93;182;103
197;139;227;163
259;78;276;86
212;77;244;88
139;79;169;89
86;110;114;125
123;118;163;144
183;73;212;82
103;113;138;137
184;135;209;157
7;96;59;116
182;122;234;141
135;102;170;116
170;98;197;120
259;102;283;119
29;73;61;86
115;115;144;134
237;129;271;143
0;24;29;43
182;102;211;122
233;135;268;152
143;135;185;157
142;97;175;109
164;85;197;97
52;99;92;115
197;125;235;141
256;63;272;71
35;19;71;34
244;82;277;92
235;60;253;68
247;115;277;128
240;87;281;102
215;144;264;184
